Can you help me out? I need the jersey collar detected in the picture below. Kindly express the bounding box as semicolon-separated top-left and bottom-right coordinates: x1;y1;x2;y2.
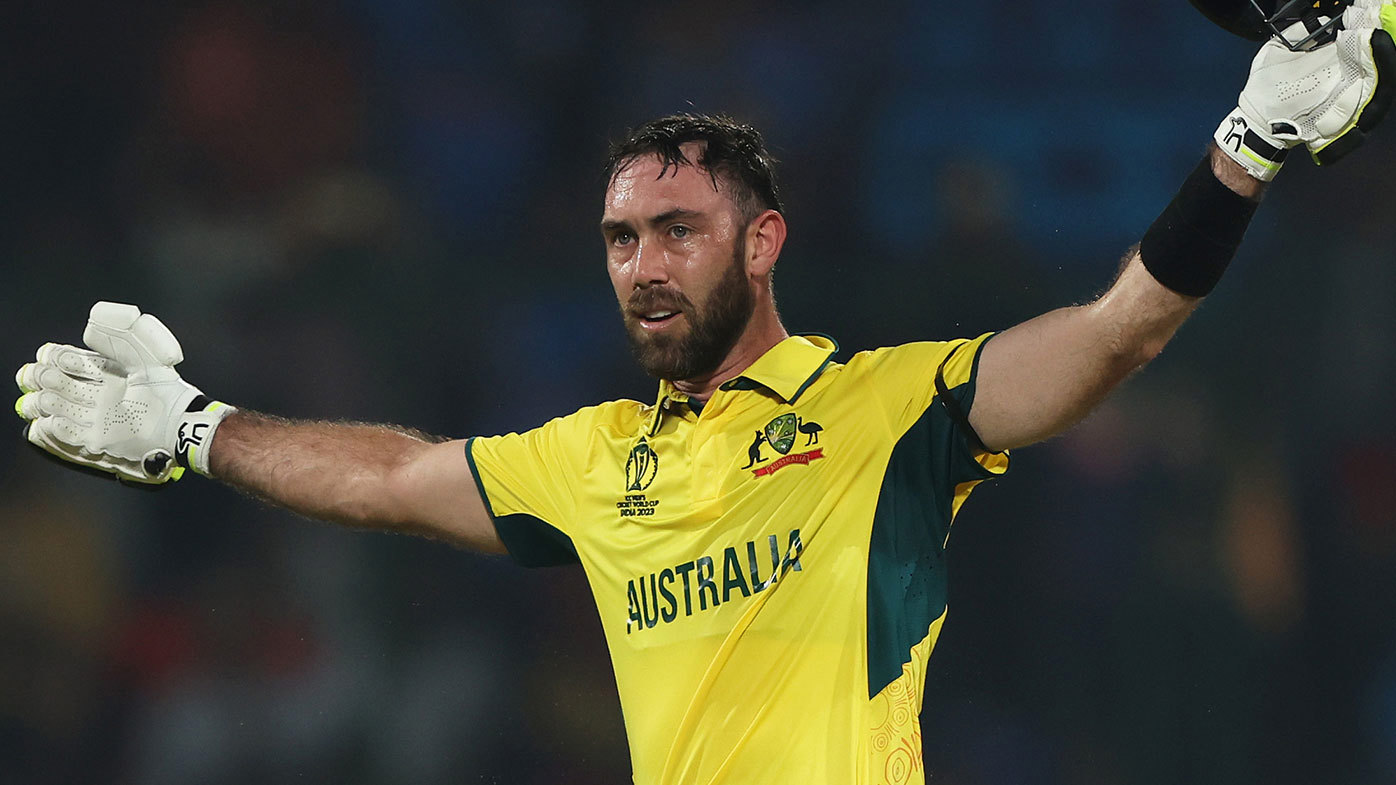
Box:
647;333;839;435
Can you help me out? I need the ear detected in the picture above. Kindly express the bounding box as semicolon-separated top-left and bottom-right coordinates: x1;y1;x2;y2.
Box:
745;209;787;278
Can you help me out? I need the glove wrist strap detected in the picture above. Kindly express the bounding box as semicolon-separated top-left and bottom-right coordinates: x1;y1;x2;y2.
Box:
176;398;236;478
1214;108;1290;181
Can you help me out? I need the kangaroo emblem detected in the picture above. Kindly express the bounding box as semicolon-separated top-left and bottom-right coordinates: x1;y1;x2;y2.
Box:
741;430;768;469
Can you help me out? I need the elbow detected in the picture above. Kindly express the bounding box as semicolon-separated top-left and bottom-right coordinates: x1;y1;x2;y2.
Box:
1103;329;1168;381
376;461;420;531
376;441;448;534
1089;264;1192;376
318;467;401;529
1094;299;1174;373
319;457;418;530
1132;335;1168;368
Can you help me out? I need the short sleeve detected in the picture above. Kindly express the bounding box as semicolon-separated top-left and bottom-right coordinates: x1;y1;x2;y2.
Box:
847;333;1009;487
467;407;604;568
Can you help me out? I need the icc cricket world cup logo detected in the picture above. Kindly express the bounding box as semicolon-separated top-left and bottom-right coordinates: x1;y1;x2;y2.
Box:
625;438;659;492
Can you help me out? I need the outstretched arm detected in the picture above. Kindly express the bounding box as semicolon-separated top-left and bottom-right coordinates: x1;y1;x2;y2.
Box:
971;148;1260;453
970;0;1396;452
209;413;503;552
14;302;503;552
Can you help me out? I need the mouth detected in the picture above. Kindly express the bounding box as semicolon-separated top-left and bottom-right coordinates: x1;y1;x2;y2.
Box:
636;309;682;331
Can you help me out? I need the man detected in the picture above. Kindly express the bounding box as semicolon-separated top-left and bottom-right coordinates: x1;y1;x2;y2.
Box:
13;4;1396;782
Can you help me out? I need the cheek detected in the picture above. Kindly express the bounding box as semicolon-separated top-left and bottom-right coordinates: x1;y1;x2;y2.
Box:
684;248;735;294
607;260;633;299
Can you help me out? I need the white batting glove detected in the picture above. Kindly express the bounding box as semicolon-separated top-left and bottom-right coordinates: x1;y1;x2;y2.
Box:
14;302;235;485
1215;1;1396;180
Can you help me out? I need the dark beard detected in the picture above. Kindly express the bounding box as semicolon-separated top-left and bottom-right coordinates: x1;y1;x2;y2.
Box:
623;240;754;382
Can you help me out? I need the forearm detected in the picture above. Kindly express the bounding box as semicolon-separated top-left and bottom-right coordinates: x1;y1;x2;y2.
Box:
209;411;446;530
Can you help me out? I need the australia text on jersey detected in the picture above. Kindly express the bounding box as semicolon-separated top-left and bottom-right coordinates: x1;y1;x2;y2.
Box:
626;529;805;633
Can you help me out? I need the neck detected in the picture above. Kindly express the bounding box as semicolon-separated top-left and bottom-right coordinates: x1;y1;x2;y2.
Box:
673;306;787;402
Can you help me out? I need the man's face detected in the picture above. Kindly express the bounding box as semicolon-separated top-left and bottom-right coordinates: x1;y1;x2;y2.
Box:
602;149;755;381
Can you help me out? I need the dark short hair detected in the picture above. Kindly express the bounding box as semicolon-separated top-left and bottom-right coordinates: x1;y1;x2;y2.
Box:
605;113;784;223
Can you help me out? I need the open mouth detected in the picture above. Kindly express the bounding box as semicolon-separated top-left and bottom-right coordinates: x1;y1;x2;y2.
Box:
638;310;681;328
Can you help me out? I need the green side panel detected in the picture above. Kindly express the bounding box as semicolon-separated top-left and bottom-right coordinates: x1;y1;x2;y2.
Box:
865;374;1002;698
464;437;579;568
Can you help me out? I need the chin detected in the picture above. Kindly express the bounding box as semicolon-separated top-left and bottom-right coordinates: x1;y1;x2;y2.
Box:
637;352;687;380
625;318;723;381
631;342;694;381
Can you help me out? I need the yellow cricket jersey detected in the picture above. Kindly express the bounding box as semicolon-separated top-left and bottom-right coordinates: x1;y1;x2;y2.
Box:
466;333;1009;785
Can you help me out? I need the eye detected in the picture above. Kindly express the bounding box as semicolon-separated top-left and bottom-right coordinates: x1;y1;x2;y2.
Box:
612;231;634;246
669;225;690;239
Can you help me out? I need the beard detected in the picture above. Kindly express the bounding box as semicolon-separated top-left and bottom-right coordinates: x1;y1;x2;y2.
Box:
622;239;755;382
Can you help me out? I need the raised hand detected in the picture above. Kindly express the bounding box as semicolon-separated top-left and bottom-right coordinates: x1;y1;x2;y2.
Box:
1215;1;1396;179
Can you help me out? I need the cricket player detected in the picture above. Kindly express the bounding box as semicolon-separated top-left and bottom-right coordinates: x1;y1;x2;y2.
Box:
14;3;1396;782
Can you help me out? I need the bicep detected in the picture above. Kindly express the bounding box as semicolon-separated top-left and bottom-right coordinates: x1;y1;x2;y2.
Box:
386;439;507;553
970;305;1124;452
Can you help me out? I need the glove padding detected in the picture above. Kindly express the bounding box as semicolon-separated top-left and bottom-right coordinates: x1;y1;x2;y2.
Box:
14;302;233;485
1216;0;1396;180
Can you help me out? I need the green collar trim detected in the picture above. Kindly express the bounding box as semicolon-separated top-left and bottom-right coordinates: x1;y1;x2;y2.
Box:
717;332;839;404
647;333;839;435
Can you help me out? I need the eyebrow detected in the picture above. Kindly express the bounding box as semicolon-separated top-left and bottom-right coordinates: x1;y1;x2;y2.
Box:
600;207;703;234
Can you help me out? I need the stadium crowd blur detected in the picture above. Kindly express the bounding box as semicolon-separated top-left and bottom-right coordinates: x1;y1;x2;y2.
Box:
3;1;1395;783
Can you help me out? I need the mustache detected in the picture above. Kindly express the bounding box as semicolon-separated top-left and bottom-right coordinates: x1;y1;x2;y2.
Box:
627;287;693;315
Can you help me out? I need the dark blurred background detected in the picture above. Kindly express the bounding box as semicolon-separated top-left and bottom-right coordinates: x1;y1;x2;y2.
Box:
3;0;1395;783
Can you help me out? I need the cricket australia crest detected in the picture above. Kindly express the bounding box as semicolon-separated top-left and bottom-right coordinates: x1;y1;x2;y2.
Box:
743;412;826;477
764;413;798;455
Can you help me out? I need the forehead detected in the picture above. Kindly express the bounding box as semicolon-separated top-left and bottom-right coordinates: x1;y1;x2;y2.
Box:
603;151;732;220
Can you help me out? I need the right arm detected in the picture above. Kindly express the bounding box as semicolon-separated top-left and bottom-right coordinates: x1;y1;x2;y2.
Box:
13;302;504;553
209;412;505;552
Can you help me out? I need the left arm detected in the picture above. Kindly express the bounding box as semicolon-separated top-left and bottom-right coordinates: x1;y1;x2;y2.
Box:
969;147;1260;453
969;0;1396;453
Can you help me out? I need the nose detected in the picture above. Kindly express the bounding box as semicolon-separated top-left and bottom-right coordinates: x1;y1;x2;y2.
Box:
631;237;669;288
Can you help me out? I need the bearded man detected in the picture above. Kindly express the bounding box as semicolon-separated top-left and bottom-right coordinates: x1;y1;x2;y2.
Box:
15;4;1396;779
